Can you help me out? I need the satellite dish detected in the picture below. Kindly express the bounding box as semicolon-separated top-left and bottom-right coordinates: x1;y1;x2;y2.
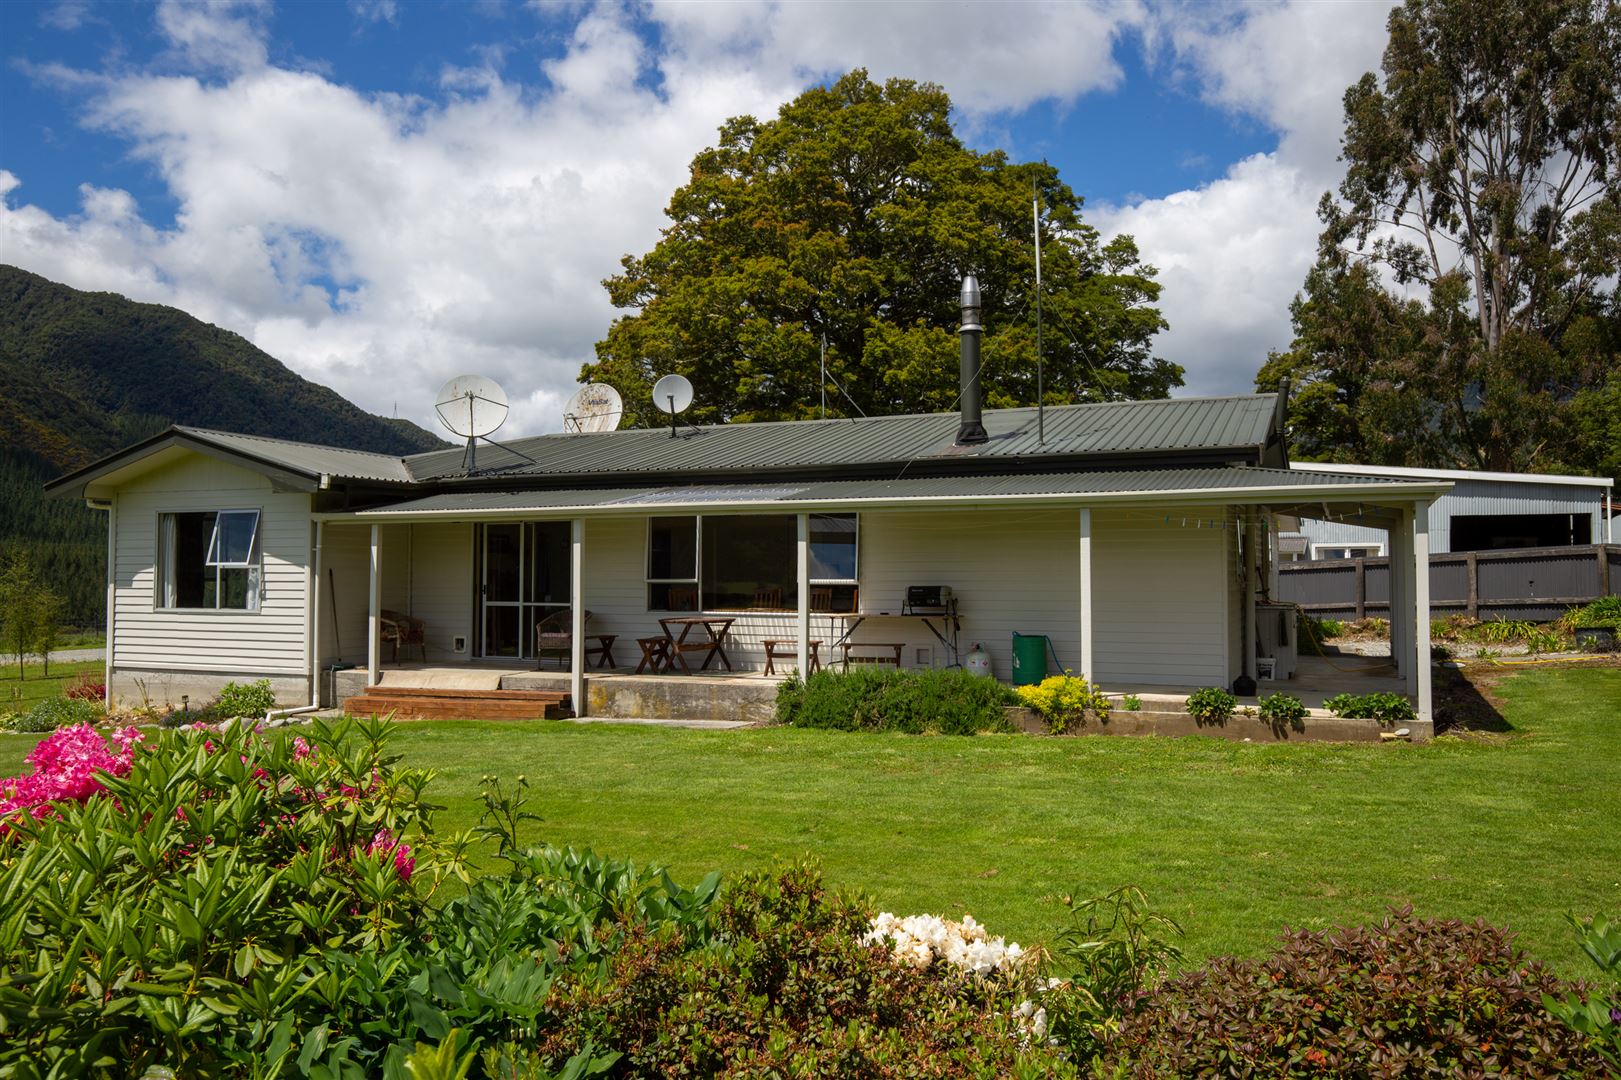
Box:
652;373;694;415
562;383;624;434
435;374;509;439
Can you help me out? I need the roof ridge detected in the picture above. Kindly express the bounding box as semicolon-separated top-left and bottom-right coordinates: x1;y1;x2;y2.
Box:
175;425;410;462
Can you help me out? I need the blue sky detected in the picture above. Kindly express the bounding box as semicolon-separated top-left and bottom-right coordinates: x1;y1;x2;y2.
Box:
0;0;1395;434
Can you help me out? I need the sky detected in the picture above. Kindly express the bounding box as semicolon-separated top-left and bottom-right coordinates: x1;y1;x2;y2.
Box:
0;0;1398;437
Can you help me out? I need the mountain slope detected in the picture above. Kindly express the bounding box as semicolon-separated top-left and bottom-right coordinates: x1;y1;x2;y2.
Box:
0;265;448;627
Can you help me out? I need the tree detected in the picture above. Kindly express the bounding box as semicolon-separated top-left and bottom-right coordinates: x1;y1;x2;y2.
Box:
584;71;1179;427
1260;0;1621;476
33;585;63;678
0;550;41;680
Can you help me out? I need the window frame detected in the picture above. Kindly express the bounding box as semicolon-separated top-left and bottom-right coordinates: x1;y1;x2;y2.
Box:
644;512;861;613
1309;541;1384;561
156;508;264;613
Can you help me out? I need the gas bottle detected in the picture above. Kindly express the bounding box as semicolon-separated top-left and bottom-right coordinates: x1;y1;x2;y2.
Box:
964;643;993;677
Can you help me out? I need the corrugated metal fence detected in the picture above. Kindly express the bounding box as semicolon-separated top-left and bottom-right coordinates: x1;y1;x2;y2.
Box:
1279;544;1619;622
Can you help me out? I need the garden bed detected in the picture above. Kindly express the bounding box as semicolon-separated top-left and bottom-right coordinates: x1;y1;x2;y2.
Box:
1003;705;1400;742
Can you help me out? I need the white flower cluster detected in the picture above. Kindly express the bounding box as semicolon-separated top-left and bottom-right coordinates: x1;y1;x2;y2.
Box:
862;911;1025;977
1013;998;1049;1041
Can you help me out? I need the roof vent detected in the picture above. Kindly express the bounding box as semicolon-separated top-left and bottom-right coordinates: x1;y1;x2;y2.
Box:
956;275;988;445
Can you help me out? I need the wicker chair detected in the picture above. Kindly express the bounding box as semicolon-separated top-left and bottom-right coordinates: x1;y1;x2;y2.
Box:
379;609;427;663
535;608;593;669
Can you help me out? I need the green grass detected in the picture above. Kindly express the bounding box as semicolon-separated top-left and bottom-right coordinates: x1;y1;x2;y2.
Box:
54;630;106;651
2;666;1617;975
0;661;102;713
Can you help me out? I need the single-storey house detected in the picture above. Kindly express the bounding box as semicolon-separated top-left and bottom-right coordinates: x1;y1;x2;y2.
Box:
1278;463;1613;560
47;380;1454;731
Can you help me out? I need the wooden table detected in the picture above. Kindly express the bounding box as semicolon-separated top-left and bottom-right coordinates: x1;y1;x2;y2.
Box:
658;616;736;673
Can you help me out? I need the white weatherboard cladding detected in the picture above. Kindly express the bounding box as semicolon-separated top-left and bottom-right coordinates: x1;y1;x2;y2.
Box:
112;455;310;675
320;524;370;666
1091;507;1230;687
324;522;477;666
1293;478;1606;554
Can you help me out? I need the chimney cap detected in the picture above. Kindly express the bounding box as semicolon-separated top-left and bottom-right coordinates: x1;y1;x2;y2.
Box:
959;274;981;309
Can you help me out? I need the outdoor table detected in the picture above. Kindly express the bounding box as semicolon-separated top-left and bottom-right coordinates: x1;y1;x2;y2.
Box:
658;616;736;673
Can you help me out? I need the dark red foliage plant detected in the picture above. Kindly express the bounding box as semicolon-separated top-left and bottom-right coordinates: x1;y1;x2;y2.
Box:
1105;906;1607;1078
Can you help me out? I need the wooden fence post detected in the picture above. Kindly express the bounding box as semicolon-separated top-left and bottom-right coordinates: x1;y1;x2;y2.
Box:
1354;559;1366;620
1599;545;1611;598
1465;552;1479;620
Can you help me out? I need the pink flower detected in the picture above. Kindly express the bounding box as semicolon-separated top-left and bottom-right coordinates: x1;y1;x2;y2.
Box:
364;827;415;881
292;736;315;763
0;725;143;832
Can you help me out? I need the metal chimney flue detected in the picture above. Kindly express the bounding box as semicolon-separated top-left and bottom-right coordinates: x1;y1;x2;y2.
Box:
956;274;988;445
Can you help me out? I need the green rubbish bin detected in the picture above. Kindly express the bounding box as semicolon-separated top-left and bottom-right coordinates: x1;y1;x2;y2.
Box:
1011;632;1048;686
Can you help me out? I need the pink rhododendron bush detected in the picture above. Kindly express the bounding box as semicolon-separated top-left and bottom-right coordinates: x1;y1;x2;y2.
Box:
0;724;143;827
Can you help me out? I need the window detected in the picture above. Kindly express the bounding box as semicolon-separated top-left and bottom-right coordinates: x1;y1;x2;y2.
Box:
647;516;699;611
1311;542;1383;561
158;510;261;610
1450;513;1590;551
645;513;860;613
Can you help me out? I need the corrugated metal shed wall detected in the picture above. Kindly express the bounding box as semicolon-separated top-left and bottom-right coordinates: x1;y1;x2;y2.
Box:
1290;478;1606;554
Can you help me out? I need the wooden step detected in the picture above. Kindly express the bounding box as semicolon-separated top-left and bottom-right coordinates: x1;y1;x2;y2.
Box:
345;686;569;721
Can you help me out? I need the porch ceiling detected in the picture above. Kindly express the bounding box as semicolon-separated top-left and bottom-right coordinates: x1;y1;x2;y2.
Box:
327;466;1449;521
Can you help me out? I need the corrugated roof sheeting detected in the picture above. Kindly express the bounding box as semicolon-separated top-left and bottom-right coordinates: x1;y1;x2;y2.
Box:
355;466;1411;516
177;426;417;483
403;396;1279;481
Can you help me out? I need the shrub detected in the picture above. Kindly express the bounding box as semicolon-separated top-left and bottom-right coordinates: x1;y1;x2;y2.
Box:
1543;913;1621;1072
1571;596;1621;630
6;694;101;733
1045;885;1183;1064
1016;672;1110;734
64;672;105;701
1104;907;1607;1077
214;677;278;719
537;859;1074;1078
775;667;1017;734
1257;691;1308;729
1119;693;1143;711
1323;690;1417;725
1184;687;1237;724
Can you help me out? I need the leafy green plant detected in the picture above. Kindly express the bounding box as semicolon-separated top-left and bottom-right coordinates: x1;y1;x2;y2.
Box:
1543;913;1621;1072
1323;691;1417;725
1118;693;1143;712
1479;616;1537;644
1016;672;1111;734
1184;687;1237;724
1045;885;1183;1065
776;667;1018;735
214;678;279;719
1257;692;1308;730
6;693;101;732
1569;597;1621;631
1106;907;1606;1076
1525;628;1567;654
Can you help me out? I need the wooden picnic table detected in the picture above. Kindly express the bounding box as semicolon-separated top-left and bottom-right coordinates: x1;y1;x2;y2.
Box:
658;616;736;673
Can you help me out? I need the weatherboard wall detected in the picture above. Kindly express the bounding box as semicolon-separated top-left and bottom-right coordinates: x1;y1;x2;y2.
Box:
110;454;312;701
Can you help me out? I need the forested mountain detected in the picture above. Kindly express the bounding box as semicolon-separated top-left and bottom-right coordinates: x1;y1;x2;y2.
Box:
0;265;447;627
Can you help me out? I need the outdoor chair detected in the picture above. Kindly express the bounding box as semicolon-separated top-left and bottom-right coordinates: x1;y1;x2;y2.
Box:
379;609;427;663
535;609;616;670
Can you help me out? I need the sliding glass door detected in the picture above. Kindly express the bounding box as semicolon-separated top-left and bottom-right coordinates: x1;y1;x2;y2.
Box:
480;522;570;659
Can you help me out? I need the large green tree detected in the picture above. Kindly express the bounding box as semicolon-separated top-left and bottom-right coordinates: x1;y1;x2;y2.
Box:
1259;0;1621;477
584;71;1179;426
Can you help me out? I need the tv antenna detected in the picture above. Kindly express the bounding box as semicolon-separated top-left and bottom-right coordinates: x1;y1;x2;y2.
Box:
433;374;537;474
562;383;624;433
653;373;697;439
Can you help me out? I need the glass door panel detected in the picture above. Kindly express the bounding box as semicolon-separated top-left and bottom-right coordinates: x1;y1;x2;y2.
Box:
485;524;522;602
484;605;521;657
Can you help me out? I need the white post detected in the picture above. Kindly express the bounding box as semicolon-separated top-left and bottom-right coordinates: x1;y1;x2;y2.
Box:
1242;507;1258;682
1078;508;1094;681
104;498;116;709
571;518;585;717
1413;501;1432;723
310;520;323;707
367;524;381;687
796;513;811;674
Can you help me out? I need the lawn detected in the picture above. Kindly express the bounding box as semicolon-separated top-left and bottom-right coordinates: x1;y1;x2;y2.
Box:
2;665;1617;975
0;660;102;712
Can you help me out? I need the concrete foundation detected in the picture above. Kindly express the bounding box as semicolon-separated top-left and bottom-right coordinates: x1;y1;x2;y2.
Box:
111;668;312;711
1006;705;1432;743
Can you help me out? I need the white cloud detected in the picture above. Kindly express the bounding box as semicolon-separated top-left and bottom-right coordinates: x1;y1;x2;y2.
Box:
2;0;1397;435
1092;0;1396;395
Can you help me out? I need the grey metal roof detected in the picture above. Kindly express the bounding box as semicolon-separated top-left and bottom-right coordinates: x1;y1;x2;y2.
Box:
350;466;1437;517
403;395;1282;482
172;427;417;483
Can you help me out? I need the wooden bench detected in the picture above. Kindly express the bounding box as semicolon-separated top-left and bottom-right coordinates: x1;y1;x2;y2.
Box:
839;642;904;670
762;639;822;675
585;634;617;669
